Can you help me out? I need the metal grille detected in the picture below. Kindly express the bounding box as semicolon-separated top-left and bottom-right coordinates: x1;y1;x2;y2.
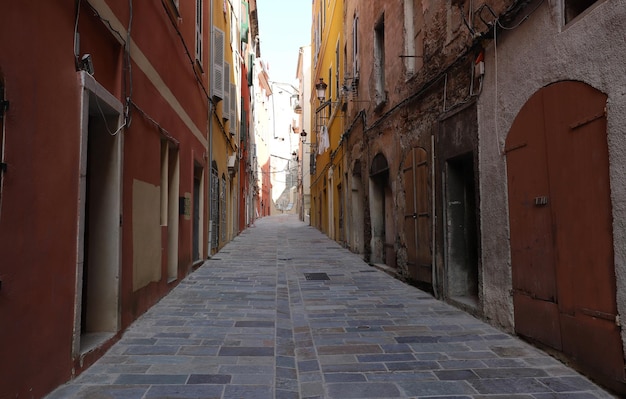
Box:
304;273;330;281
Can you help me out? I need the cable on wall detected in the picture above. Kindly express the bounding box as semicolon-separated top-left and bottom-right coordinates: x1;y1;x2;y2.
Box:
159;0;234;151
125;0;133;128
131;100;180;146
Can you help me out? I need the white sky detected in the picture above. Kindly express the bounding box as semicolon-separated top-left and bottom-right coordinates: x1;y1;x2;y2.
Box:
256;0;312;84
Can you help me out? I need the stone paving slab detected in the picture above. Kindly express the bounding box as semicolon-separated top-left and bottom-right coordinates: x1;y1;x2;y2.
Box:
45;215;617;399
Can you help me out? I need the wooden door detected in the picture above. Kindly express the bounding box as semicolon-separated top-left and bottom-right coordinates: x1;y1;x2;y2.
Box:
506;81;624;386
403;147;431;284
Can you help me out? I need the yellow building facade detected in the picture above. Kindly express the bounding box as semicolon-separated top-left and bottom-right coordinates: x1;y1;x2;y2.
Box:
310;0;345;242
209;0;241;252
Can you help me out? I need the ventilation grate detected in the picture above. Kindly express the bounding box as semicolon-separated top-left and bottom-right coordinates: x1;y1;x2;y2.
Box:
304;273;330;281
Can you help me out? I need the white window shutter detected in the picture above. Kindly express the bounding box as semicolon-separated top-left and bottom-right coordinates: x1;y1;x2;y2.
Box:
223;62;230;120
212;27;224;101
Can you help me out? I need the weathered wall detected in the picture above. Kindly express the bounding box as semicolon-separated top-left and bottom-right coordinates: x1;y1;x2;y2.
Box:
478;0;626;333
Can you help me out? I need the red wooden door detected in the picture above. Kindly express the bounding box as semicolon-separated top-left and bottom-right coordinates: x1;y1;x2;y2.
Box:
506;81;624;386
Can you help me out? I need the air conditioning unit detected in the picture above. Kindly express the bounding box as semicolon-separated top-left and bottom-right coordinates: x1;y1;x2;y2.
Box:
227;154;239;176
227;154;237;169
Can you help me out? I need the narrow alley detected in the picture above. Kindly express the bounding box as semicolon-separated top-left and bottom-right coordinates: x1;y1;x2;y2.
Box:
46;215;615;399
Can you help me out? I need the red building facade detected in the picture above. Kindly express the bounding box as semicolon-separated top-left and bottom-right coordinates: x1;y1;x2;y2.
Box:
0;1;212;397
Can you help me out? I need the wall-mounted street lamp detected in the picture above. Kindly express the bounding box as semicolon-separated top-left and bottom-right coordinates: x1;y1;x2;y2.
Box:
315;78;328;102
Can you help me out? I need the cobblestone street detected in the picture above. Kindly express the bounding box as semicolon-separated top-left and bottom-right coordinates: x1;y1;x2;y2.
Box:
46;215;615;399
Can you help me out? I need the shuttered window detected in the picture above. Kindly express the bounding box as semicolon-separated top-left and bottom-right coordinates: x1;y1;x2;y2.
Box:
195;0;202;62
223;62;230;120
212;28;225;101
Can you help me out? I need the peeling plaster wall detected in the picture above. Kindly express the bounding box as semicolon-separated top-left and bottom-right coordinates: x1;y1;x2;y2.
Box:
477;0;626;336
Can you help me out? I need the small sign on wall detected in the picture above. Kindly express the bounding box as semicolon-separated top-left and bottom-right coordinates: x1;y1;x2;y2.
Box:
180;193;191;220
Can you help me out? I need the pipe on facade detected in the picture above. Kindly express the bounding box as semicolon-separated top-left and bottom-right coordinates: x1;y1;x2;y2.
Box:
431;132;438;298
208;0;214;256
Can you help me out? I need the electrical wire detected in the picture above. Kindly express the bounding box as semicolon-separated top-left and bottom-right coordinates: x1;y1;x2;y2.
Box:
125;0;133;128
498;0;545;30
82;0;132;131
94;94;126;136
73;0;82;67
158;0;233;151
85;2;127;45
131;100;179;146
460;5;476;36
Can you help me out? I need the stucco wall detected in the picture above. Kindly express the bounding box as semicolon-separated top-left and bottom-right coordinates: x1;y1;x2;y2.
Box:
477;0;626;338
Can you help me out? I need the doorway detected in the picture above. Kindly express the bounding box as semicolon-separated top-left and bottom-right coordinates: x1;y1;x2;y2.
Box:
350;160;365;254
444;152;479;306
193;166;202;261
506;80;624;388
75;75;122;355
210;162;219;252
161;140;179;282
369;152;394;267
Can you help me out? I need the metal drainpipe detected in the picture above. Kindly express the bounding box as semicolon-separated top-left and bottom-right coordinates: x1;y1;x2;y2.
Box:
207;0;214;256
431;132;438;298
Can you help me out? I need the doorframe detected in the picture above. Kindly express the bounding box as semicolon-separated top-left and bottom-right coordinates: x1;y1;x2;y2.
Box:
72;72;123;357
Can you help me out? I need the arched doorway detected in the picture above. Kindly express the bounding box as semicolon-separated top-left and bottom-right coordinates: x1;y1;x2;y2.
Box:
506;80;624;388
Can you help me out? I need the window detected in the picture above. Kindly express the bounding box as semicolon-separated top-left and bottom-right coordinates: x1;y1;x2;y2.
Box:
212;28;225;101
223;62;231;120
404;0;415;75
195;0;202;62
564;0;599;23
229;83;236;136
413;0;425;73
374;16;386;106
352;14;359;80
315;16;322;66
335;40;340;100
328;67;333;104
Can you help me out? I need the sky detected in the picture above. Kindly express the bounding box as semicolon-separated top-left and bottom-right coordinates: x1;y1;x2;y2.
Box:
256;0;312;85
